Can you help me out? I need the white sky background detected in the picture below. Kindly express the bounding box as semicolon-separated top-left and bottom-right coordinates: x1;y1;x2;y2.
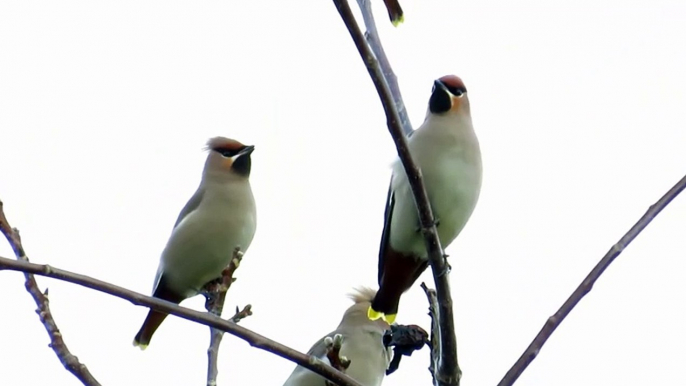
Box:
1;0;685;385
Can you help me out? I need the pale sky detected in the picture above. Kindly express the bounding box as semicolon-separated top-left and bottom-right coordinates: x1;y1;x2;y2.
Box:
1;1;686;385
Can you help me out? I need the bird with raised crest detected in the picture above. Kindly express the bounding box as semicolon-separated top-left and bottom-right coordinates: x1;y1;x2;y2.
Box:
283;288;392;386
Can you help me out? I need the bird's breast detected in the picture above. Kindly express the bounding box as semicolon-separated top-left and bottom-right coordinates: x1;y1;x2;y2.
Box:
159;185;256;296
389;131;482;258
339;331;389;386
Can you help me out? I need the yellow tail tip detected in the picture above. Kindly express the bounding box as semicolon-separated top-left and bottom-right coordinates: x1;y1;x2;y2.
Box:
391;15;405;27
367;307;397;324
132;339;148;351
368;306;384;321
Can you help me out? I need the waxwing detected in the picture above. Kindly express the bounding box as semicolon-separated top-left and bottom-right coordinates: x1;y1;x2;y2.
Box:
283;288;392;386
133;136;257;349
369;75;482;324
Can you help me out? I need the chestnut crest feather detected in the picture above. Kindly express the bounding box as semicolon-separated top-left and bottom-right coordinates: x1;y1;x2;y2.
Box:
205;137;248;158
437;75;467;96
349;287;378;304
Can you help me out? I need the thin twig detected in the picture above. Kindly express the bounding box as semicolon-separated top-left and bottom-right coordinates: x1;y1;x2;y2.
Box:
498;173;686;386
356;0;412;136
203;248;245;386
229;304;253;323
0;200;101;386
332;1;460;384
0;255;363;386
421;283;440;382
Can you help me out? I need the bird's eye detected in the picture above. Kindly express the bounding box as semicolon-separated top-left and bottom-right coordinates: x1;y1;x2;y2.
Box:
217;148;240;158
447;86;465;96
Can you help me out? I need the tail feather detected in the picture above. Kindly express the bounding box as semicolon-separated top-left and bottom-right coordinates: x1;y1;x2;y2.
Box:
371;250;428;323
382;0;404;26
133;276;184;349
133;310;169;350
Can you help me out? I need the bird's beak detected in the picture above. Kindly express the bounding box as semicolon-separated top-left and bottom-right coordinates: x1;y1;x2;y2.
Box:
237;145;255;157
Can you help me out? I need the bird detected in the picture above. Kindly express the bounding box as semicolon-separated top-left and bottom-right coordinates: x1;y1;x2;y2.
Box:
382;0;404;27
368;75;482;324
283;288;392;386
133;136;257;349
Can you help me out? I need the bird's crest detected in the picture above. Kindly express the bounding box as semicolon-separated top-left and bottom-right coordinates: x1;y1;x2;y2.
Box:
348;287;377;304
205;137;246;153
438;75;466;92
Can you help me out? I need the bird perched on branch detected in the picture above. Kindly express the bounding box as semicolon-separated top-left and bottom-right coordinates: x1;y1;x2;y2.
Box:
133;136;257;349
369;75;482;324
382;0;404;27
283;288;392;386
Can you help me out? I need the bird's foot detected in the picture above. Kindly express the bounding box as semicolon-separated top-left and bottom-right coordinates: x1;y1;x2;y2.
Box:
201;277;224;296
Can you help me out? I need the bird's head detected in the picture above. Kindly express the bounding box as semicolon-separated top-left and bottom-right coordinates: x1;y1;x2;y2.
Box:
204;136;255;179
428;75;469;116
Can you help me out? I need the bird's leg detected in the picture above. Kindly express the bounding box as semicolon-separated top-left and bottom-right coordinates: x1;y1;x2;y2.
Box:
201;249;243;313
201;277;224;313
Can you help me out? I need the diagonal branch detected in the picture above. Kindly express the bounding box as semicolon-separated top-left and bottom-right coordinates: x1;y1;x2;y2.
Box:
498;173;686;386
0;255;363;386
332;1;460;384
0;200;101;386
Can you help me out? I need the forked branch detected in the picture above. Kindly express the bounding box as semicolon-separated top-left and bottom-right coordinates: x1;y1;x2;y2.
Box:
0;201;101;386
0;255;362;386
332;0;460;384
202;248;249;386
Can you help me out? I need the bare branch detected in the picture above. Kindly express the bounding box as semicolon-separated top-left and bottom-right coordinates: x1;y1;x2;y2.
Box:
332;1;460;384
356;0;412;136
498;173;686;386
0;200;101;386
0;255;363;386
202;249;246;386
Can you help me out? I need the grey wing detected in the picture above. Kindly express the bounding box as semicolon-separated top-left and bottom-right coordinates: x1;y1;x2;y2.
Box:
377;179;395;284
173;186;205;229
282;332;336;386
151;263;164;294
149;187;203;294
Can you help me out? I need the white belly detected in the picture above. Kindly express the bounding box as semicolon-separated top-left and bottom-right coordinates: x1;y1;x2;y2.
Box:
389;129;482;258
